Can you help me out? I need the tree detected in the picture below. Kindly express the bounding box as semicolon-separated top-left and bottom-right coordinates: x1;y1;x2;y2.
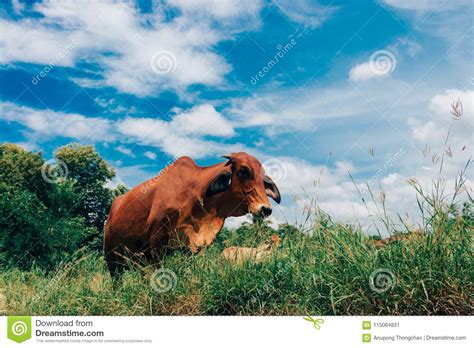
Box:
0;144;49;198
55;143;117;232
0;143;127;270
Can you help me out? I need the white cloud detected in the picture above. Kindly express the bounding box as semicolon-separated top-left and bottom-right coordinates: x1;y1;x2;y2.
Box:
0;0;264;96
349;37;421;83
0;18;77;67
0;101;240;159
13;141;39;152
117;103;237;157
381;0;470;11
349;50;397;82
169;0;262;21
408;89;473;178
144;151;157;160
409;89;473;146
70;77;106;89
273;0;337;28
0;0;470;233
349;62;384;82
388;37;422;57
381;0;472;64
230;89;472;231
226;78;432;132
258;156;389;231
227;95;277;127
349;37;422;82
429;89;473;120
170;104;234;137
0;102;114;141
224;214;280;229
117;117;232;158
115;145;135;157
263;150;471;235
408;119;443;143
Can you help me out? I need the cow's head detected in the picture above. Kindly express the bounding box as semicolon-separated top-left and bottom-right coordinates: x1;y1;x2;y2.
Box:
206;152;281;218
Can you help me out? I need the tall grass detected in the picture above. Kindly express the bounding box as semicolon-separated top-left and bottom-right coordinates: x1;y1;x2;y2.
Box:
1;200;472;315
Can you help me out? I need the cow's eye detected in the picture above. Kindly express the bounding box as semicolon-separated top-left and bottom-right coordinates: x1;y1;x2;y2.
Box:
238;167;251;179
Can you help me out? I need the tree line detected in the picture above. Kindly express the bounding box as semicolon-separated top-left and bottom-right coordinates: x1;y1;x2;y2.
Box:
0;143;127;270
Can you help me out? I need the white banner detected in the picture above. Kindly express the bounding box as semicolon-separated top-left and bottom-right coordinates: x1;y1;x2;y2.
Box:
0;316;471;347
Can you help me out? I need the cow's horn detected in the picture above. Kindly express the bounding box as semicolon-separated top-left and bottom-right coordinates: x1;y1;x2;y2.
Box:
222;154;233;165
222;155;233;167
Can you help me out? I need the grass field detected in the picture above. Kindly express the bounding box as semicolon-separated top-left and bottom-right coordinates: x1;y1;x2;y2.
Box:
1;206;472;316
1;145;472;316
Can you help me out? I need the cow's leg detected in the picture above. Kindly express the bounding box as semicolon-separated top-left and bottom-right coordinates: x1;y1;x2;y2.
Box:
145;211;177;265
104;227;124;279
105;249;125;279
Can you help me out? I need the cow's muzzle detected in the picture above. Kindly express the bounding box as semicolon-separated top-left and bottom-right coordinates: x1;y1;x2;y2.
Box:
259;206;272;218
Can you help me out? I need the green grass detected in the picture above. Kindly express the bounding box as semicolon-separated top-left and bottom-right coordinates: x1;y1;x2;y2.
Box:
1;211;472;315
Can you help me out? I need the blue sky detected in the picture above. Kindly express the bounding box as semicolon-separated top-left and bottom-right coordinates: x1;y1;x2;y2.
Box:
0;0;472;231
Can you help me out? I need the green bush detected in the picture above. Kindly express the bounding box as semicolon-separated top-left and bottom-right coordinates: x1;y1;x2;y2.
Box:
0;143;123;270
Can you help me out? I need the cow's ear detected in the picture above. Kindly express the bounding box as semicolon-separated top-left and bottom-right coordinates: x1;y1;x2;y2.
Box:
264;175;281;204
206;171;232;197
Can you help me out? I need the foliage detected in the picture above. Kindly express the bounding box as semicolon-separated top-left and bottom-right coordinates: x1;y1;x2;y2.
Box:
55;143;117;232
0;143;123;270
0;144;49;200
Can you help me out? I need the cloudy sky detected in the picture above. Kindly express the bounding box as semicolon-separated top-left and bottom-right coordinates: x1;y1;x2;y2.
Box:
0;0;472;233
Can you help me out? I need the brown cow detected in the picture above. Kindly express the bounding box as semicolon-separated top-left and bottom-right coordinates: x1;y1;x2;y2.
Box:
103;152;281;276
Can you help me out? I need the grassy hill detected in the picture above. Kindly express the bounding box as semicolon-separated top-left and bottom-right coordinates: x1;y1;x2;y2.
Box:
2;207;472;316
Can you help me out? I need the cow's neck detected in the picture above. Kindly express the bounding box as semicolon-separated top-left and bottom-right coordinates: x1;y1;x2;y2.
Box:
210;190;243;219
